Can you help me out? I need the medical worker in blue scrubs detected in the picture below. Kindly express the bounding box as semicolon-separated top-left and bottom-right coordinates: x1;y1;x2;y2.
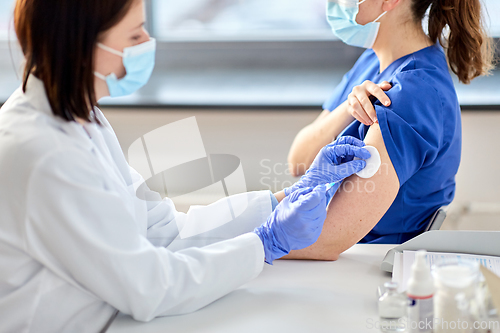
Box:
286;0;495;260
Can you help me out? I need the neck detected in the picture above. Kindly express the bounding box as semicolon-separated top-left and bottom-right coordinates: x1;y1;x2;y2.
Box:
75;117;88;125
95;77;110;101
372;18;433;73
75;78;109;125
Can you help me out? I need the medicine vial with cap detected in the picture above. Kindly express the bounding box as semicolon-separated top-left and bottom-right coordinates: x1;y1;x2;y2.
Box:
407;250;434;333
378;281;407;332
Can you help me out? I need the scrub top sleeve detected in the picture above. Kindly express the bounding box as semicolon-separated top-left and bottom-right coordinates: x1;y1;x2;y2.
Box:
25;148;264;321
374;75;443;186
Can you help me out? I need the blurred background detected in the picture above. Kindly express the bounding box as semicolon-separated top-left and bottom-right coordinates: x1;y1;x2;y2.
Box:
0;0;499;229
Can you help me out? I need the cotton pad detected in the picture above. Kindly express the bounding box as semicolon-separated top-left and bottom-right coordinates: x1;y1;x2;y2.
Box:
354;145;381;179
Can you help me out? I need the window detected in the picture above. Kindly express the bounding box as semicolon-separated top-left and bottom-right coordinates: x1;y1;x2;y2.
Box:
140;0;500;108
151;0;500;41
1;0;499;41
484;0;500;37
1;0;500;40
152;0;333;41
0;0;498;107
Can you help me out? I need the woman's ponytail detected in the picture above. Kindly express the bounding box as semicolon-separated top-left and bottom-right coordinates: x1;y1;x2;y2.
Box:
413;0;495;84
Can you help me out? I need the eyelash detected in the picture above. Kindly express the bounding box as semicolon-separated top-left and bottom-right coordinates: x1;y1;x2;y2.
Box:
131;35;141;41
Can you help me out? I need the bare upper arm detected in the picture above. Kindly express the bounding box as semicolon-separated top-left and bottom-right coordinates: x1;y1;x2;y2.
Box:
285;123;400;260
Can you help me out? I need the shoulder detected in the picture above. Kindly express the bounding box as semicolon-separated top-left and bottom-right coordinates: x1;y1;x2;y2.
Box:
28;146;105;190
383;48;457;125
383;53;458;130
377;71;444;148
387;70;442;108
392;45;455;103
381;71;442;136
0;104;95;186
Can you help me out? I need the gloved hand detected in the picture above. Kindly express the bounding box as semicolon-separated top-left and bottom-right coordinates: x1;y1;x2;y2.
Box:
285;136;370;202
254;185;328;264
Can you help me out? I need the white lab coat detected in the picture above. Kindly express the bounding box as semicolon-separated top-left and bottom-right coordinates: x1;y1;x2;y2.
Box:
0;76;272;333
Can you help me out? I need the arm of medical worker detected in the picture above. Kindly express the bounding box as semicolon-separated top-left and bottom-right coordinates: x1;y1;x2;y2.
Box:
287;81;391;177
142;140;357;252
128;166;279;251
284;123;400;261
141;139;364;252
26;148;266;321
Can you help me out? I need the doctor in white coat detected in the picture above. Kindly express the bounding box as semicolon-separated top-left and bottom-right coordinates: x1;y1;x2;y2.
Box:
0;0;369;332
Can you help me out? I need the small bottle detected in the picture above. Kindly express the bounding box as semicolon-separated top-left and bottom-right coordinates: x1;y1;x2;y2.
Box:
379;282;407;332
407;250;434;333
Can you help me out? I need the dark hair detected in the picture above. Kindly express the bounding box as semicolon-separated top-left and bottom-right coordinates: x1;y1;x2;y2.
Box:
411;0;495;84
14;0;136;122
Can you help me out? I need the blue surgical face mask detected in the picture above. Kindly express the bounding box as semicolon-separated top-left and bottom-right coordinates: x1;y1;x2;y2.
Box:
95;38;156;98
326;0;387;49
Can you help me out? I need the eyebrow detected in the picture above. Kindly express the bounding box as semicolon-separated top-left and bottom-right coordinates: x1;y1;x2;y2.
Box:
131;22;145;31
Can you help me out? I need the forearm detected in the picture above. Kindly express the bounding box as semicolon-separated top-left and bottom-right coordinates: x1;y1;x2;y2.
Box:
287;102;354;177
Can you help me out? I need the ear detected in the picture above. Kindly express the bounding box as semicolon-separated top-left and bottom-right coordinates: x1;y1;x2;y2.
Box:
382;0;402;12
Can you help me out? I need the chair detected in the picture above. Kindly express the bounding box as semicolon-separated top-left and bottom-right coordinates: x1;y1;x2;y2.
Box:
381;205;450;272
424;205;448;232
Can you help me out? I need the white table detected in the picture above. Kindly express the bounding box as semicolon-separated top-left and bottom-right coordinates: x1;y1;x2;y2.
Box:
108;244;394;333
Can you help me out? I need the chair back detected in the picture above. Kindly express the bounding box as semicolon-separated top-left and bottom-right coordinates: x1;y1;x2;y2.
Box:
424;206;448;232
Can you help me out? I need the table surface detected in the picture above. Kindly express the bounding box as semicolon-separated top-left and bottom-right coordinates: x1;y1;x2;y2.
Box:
108;244;394;333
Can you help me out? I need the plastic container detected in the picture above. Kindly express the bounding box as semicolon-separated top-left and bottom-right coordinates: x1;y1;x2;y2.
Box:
407;250;434;333
432;261;486;333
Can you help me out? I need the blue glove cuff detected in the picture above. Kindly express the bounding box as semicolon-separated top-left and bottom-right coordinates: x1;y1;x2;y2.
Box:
269;191;279;211
283;187;292;197
325;181;343;205
284;184;301;197
253;227;289;265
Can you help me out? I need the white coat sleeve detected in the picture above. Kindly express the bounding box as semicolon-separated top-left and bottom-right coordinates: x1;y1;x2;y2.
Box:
127;166;273;251
25;148;265;321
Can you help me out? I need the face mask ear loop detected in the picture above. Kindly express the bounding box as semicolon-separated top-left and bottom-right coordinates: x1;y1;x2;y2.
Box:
373;11;387;23
97;43;124;57
94;72;107;81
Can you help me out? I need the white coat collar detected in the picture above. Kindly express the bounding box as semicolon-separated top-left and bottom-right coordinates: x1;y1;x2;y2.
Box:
23;74;98;123
21;76;131;187
22;75;95;150
23;75;54;117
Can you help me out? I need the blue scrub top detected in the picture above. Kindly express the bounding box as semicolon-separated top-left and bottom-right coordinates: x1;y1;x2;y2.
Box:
323;45;462;244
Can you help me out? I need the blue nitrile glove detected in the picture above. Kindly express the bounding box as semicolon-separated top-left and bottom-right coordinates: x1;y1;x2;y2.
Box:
254;185;328;264
285;136;370;202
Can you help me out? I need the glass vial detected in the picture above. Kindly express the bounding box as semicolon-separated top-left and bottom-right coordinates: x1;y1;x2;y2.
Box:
379;282;407;332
